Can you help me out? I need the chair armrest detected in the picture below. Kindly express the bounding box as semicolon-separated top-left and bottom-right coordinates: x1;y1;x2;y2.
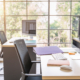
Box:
31;60;41;63
24;74;42;76
21;72;42;80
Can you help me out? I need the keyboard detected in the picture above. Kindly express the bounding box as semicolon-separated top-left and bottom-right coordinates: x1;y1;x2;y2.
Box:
52;53;67;60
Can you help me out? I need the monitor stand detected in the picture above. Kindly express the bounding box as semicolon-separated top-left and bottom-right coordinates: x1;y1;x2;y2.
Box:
30;36;33;40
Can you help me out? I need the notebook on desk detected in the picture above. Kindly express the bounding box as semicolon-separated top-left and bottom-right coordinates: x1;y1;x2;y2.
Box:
33;46;63;55
47;60;69;66
9;39;36;44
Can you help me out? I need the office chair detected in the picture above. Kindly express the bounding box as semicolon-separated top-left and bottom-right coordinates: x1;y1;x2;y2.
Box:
0;31;7;57
14;39;42;80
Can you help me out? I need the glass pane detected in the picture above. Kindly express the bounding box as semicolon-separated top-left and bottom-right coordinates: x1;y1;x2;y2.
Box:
5;0;26;1
6;2;26;15
50;44;71;47
27;2;48;15
6;30;22;40
28;16;48;29
50;0;72;1
37;30;48;43
0;2;3;15
37;44;48;47
50;2;70;15
72;2;80;15
27;0;48;2
6;16;26;29
50;30;71;43
6;0;48;1
72;30;78;38
0;16;4;30
71;17;79;30
50;16;70;29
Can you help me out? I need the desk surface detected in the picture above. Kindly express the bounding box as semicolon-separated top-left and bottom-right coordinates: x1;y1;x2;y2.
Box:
2;37;36;47
73;38;80;43
41;53;80;79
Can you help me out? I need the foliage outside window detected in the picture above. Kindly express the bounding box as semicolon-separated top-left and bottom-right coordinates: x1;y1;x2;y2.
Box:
0;1;79;47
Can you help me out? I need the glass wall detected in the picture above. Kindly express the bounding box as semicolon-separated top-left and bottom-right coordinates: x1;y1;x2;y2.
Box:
0;0;79;47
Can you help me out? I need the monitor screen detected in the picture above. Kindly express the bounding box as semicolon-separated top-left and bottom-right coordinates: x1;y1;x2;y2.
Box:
22;20;36;36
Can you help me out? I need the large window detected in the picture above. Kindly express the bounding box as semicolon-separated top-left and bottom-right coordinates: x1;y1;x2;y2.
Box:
0;0;79;47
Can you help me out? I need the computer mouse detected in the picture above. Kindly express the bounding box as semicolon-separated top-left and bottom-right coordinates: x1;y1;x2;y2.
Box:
60;65;72;71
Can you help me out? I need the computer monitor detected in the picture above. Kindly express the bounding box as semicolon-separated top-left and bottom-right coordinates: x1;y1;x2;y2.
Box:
22;20;36;37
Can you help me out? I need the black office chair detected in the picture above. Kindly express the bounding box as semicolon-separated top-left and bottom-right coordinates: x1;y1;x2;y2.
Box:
14;39;42;80
0;31;7;57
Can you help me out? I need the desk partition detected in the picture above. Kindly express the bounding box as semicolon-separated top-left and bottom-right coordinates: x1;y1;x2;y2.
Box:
3;38;36;80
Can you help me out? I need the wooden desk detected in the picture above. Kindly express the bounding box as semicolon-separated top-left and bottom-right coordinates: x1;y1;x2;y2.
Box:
41;53;80;80
2;37;36;47
2;37;36;80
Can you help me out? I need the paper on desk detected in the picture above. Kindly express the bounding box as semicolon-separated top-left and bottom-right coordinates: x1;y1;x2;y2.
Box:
70;55;80;60
61;48;77;53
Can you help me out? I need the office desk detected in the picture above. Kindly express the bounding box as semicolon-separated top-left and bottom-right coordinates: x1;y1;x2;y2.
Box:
2;37;36;80
73;38;80;48
41;53;80;80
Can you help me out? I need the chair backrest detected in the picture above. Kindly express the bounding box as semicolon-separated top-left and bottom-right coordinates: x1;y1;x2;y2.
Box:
0;31;7;44
14;39;32;73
